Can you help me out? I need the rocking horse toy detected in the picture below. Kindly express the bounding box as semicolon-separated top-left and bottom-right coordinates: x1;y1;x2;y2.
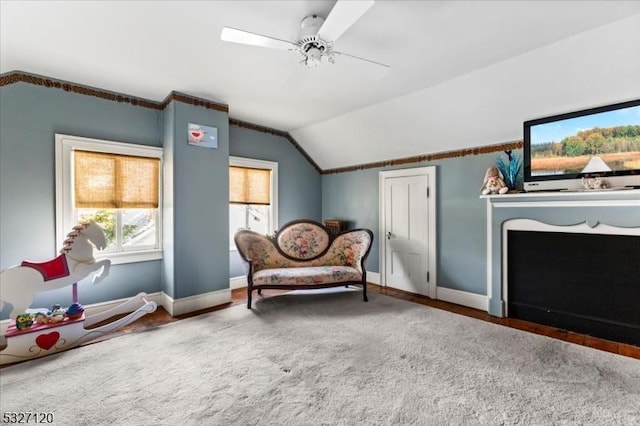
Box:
1;220;110;324
0;220;156;365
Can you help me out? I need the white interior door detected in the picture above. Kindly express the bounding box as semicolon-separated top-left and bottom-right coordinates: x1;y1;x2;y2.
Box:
380;167;436;297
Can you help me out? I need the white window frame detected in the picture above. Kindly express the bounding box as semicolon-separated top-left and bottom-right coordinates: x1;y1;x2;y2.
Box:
55;134;163;265
229;156;278;251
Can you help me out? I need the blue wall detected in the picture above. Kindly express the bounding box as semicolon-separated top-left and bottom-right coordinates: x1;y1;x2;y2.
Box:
321;151;509;296
167;102;230;298
229;126;322;277
0;82;163;315
0;78;323;317
1;75;562;311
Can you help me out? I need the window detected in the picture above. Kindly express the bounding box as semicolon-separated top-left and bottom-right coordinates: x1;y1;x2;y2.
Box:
229;157;278;249
56;134;163;264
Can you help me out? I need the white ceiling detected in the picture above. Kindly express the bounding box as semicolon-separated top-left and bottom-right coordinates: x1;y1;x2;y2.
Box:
2;1;640;169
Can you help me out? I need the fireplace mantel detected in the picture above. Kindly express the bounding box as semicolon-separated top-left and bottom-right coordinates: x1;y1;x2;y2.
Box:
483;189;640;317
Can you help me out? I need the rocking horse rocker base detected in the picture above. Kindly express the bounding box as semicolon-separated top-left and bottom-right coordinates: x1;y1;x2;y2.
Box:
0;292;157;366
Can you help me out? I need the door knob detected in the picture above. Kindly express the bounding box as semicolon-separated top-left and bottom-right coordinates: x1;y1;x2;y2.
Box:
387;231;392;240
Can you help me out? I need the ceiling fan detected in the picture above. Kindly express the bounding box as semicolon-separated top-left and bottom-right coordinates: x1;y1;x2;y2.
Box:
221;0;389;69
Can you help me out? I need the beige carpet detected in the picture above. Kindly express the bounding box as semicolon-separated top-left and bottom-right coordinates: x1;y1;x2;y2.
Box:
1;289;639;425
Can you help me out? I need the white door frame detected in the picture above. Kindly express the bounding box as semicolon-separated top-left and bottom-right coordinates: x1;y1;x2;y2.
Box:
379;166;437;298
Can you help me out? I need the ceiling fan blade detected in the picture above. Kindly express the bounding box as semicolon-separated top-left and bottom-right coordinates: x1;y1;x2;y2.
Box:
221;27;296;50
317;0;374;41
334;51;390;69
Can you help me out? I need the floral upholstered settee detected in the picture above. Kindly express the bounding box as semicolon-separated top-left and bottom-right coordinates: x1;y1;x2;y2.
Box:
234;220;373;308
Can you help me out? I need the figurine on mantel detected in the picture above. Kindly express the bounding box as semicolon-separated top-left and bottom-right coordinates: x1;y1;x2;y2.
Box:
582;176;610;190
481;166;509;195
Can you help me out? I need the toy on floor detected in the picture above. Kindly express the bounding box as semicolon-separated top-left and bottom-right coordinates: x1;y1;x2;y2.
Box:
0;220;157;365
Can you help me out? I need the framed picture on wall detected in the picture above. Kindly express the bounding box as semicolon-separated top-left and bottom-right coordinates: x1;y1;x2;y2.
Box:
188;123;218;148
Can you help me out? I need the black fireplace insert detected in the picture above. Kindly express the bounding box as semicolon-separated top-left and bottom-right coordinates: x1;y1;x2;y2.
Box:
507;230;640;346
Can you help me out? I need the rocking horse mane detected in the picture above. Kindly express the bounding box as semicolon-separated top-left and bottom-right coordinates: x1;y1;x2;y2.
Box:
60;221;91;254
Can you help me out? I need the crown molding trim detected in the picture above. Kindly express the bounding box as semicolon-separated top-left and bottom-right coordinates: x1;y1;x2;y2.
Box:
161;91;228;113
2;71;523;177
286;134;322;174
321;141;524;175
0;71;162;109
229;118;322;173
228;118;288;137
0;71;228;113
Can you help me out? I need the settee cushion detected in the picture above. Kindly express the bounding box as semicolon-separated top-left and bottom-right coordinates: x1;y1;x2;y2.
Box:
253;266;362;286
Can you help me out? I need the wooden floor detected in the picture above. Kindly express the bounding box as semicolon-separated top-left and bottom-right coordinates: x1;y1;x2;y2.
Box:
102;284;640;360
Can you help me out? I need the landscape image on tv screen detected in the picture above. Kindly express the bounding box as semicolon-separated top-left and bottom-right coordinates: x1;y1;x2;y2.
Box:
530;105;640;176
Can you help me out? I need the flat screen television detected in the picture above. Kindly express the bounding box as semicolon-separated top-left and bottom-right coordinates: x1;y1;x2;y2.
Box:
523;99;640;191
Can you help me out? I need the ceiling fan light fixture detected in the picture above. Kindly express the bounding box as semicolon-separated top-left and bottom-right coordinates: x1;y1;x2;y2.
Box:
296;35;333;67
305;47;323;67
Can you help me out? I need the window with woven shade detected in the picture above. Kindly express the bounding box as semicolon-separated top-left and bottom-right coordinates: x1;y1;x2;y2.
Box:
229;158;278;250
229;166;271;205
56;134;163;264
74;150;160;209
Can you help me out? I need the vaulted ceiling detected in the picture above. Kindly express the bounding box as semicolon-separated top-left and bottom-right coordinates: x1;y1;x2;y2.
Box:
2;1;639;169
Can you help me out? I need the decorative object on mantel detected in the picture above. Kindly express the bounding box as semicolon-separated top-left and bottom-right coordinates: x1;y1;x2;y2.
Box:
495;150;522;191
481;166;509;195
582;176;610;190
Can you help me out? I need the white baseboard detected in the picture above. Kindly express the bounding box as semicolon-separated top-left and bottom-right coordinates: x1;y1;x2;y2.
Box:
366;270;380;285
162;288;231;317
372;273;486;312
436;286;488;311
230;275;247;290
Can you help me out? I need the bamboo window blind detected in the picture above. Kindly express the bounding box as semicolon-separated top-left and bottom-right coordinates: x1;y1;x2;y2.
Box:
229;166;271;205
74;150;160;209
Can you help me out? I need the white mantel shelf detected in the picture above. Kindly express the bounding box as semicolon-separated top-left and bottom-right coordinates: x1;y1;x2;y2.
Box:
482;188;640;317
482;188;640;207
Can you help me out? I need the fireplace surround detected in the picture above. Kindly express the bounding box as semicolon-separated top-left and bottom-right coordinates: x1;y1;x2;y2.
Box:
483;190;640;344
